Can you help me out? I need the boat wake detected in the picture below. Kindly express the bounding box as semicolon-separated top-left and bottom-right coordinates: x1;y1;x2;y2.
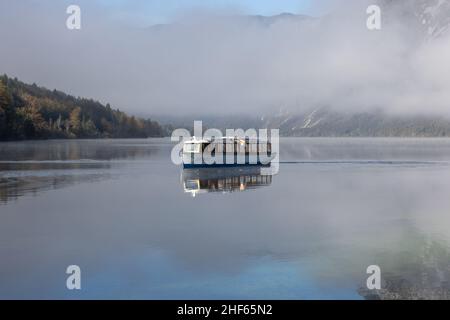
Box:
279;160;450;166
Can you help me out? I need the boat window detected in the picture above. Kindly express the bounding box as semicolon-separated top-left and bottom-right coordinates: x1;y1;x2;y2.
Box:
259;142;271;154
250;143;257;153
216;141;223;154
184;143;201;153
259;143;267;153
184;180;200;190
237;140;246;154
225;141;234;153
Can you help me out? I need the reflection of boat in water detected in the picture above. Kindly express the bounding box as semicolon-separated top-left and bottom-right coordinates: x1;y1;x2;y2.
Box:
182;166;273;196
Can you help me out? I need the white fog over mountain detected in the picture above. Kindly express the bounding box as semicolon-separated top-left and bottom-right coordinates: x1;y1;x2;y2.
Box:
1;0;450;126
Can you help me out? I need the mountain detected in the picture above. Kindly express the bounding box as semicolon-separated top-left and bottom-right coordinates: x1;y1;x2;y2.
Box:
381;0;450;39
4;5;450;139
155;3;450;138
416;0;450;38
261;108;450;137
257;1;450;137
247;12;312;26
0;75;170;140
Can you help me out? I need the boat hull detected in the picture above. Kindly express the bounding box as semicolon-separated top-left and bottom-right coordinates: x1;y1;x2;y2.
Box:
183;162;270;169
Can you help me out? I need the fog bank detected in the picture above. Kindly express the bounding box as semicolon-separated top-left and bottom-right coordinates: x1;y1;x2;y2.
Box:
0;0;449;116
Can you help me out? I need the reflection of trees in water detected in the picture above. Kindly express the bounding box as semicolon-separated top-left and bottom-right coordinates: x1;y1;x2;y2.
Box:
0;140;161;161
0;173;110;204
0;162;110;171
358;236;450;300
0;162;111;204
0;140;159;203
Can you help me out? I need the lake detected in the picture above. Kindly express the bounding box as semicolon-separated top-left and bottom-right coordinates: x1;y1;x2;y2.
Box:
2;138;450;299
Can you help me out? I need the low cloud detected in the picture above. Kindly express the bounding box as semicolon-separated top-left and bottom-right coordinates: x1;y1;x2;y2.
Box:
0;0;449;116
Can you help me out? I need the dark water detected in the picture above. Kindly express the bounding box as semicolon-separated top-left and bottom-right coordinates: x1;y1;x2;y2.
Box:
2;138;450;299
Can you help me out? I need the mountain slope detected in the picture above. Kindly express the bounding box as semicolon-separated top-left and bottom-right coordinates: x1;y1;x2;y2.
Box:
0;75;169;140
380;0;450;39
260;1;450;137
262;108;450;137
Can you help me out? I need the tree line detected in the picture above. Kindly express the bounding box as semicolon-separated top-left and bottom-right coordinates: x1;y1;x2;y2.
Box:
0;74;170;140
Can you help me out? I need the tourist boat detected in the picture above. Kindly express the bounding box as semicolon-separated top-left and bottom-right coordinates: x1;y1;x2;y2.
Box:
182;137;275;168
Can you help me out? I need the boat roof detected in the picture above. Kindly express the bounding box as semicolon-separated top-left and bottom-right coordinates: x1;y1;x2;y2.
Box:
184;137;269;144
184;138;211;144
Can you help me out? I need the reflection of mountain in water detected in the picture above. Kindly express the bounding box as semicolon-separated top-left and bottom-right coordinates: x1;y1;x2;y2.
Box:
358;237;450;300
182;167;273;196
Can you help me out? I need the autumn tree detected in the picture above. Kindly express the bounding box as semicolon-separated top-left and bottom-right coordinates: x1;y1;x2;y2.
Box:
17;94;48;138
0;81;8;135
0;74;168;140
69;107;82;135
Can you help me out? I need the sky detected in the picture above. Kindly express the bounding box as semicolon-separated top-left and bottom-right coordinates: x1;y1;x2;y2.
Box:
97;0;315;25
1;0;450;117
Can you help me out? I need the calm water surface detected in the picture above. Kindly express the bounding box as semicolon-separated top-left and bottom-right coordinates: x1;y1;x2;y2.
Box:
2;138;450;299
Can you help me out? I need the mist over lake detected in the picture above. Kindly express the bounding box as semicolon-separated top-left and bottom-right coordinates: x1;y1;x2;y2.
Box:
2;0;450;303
2;138;450;299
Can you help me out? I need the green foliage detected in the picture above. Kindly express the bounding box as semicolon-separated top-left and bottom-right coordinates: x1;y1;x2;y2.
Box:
0;74;170;140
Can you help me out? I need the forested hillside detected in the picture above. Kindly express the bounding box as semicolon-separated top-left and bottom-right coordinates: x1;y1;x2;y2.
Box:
0;75;169;140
